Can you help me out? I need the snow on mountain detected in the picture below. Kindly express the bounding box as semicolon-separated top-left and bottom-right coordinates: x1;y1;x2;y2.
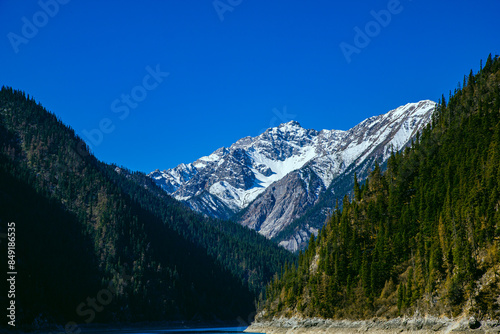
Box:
149;100;436;251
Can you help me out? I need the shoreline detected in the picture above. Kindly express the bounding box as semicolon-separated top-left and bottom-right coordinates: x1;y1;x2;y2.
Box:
245;317;500;334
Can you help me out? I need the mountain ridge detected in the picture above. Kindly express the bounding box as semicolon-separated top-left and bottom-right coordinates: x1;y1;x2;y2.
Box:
0;87;295;327
150;100;436;251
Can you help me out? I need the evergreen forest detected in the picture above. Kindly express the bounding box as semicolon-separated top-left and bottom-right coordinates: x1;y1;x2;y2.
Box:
0;86;295;328
262;55;500;320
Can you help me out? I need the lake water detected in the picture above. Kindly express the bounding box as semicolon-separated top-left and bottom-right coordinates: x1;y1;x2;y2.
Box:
84;327;262;334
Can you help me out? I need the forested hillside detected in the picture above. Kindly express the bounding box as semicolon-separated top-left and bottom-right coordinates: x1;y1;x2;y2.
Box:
0;87;295;328
262;55;500;320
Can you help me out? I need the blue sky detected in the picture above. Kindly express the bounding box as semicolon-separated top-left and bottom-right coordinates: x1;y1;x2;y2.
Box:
1;0;499;173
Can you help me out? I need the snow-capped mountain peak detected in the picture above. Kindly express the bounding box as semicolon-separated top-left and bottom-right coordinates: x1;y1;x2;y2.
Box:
149;100;436;251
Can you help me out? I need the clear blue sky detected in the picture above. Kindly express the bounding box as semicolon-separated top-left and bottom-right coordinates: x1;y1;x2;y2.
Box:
1;0;499;172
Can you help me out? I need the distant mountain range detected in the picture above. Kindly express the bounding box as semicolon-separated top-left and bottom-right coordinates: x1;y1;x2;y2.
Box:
150;100;436;251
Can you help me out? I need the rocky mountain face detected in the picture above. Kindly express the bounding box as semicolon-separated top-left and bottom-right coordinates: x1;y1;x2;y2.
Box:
150;100;436;251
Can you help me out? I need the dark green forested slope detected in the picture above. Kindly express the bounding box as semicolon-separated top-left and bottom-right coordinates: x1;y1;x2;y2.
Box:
0;87;294;328
102;166;296;295
262;55;500;320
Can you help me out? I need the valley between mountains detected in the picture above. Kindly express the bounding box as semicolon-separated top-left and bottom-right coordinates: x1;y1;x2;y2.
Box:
150;100;436;251
1;55;499;330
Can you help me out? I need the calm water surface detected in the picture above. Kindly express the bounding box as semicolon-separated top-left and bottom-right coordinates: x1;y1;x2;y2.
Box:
85;327;263;334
